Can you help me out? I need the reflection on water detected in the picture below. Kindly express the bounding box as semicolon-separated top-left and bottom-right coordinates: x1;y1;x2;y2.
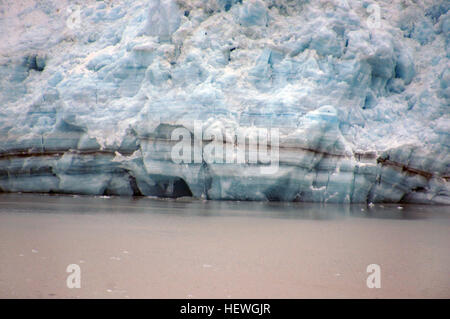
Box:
0;193;449;298
0;193;448;220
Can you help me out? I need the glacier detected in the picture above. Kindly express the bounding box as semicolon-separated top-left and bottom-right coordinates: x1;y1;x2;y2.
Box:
0;0;449;204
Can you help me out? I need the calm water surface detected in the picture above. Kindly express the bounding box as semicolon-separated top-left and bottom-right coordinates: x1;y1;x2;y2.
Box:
0;193;449;298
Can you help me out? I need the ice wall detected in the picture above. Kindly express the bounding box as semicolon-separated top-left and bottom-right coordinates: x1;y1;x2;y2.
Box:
0;0;449;203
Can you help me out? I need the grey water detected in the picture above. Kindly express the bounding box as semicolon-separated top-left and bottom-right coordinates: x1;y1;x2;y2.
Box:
0;193;449;298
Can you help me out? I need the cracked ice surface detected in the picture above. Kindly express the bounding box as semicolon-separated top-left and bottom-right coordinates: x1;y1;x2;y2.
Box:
0;0;449;203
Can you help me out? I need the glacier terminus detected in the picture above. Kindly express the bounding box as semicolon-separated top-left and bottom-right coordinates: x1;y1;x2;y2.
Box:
0;0;449;204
